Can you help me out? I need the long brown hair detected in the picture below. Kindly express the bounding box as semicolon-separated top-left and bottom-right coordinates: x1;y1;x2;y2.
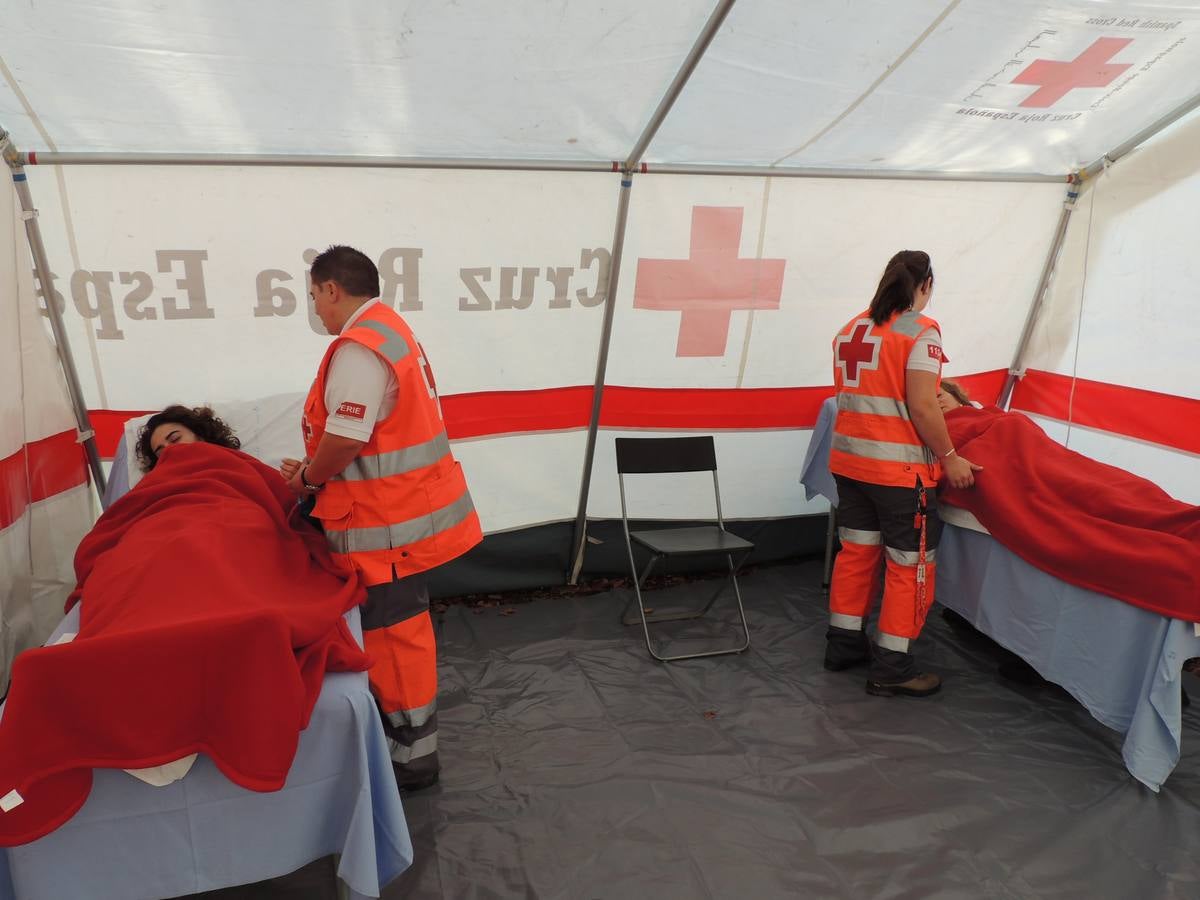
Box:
868;250;933;325
135;405;241;471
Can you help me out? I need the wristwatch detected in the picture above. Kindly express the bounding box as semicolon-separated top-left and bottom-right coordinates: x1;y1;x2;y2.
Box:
300;466;325;492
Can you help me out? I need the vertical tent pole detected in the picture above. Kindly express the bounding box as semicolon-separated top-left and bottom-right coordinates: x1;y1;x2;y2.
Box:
568;174;634;583
567;0;738;583
996;177;1079;410
1;126;107;500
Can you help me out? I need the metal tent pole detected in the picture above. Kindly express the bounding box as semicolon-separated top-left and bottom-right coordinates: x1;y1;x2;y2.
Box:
19;153;1066;185
567;175;634;584
566;0;738;583
1079;90;1200;180
996;177;1080;409
20;151;617;173
643;162;1065;183
622;0;737;170
1;126;107;499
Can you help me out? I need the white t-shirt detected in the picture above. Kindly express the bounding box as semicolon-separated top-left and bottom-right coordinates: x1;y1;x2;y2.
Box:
906;329;945;375
323;299;400;441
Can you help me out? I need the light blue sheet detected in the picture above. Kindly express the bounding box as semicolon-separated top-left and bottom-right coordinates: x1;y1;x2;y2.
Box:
800;396;1200;791
1;461;413;898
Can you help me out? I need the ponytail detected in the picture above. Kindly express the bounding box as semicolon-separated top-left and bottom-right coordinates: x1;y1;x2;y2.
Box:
868;250;933;325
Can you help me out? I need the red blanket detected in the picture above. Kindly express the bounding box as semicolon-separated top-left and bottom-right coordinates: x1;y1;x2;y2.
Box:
0;442;368;846
940;406;1200;621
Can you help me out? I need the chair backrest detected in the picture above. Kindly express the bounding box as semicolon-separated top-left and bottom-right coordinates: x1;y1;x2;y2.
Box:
615;436;717;474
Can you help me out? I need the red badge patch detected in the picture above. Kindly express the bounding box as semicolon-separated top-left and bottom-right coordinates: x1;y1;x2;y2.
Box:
927;345;943;361
336;401;367;420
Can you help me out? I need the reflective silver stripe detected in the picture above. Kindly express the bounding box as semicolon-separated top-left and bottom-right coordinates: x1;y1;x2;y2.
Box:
340;432;451;482
831;433;930;464
353;319;411;364
838;527;881;546
876;632;910;652
327;491;476;555
885;547;938;566
830;613;864;630
388;732;438;764
387;698;437;729
891;310;931;339
837;393;910;420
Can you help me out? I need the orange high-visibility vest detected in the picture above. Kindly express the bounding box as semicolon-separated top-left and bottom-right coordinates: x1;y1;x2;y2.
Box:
303;303;483;585
830;308;942;488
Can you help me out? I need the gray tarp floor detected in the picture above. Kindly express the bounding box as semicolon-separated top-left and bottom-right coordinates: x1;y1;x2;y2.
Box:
207;560;1200;899
394;559;1200;900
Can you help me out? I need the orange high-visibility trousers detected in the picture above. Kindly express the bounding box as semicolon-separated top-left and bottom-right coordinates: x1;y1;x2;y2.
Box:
829;474;943;651
361;573;439;781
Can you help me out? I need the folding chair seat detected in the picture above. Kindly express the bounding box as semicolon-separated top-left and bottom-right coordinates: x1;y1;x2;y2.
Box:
615;435;753;662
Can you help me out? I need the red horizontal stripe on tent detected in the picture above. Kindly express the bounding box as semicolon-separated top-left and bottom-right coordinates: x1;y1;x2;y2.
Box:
599;385;833;429
0;430;88;531
88;374;1012;449
441;386;594;439
1011;369;1200;455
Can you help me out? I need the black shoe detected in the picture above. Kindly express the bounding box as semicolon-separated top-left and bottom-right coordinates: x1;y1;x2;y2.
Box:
866;672;942;697
394;768;439;794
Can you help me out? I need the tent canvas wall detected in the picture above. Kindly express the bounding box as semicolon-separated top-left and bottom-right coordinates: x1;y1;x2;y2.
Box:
2;0;1199;677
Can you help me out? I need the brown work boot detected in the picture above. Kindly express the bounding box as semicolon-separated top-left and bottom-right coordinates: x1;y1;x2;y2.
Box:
865;672;942;697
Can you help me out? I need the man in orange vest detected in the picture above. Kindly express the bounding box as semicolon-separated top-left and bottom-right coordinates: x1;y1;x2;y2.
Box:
826;250;980;697
282;245;482;792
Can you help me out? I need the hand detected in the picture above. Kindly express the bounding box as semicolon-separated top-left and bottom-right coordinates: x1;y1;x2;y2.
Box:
285;467;316;496
943;454;983;489
280;457;306;481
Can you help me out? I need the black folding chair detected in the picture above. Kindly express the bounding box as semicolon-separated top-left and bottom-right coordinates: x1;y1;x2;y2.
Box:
615;436;753;662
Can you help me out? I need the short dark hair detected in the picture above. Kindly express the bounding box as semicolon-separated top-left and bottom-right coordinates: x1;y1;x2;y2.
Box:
135;405;241;472
309;245;380;298
868;250;934;325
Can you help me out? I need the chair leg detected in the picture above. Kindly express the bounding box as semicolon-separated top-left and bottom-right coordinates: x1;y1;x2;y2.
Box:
620;554;659;625
621;554;735;627
822;506;837;594
640;549;753;663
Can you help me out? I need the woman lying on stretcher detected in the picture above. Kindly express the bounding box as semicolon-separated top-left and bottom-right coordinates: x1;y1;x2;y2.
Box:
0;405;369;847
932;380;1200;625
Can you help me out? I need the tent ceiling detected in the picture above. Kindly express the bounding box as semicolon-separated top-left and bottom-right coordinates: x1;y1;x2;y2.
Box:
2;1;1200;175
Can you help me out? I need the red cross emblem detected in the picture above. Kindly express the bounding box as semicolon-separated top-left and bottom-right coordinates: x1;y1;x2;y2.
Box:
835;321;882;387
1012;37;1133;108
634;206;786;357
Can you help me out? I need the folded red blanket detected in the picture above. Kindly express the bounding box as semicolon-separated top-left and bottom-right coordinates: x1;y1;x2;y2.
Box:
0;442;368;846
940;406;1200;621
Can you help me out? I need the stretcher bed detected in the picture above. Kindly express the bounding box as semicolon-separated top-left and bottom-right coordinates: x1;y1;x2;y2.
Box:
800;396;1200;790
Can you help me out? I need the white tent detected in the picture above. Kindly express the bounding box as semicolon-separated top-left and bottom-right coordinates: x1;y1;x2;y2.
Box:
2;0;1199;677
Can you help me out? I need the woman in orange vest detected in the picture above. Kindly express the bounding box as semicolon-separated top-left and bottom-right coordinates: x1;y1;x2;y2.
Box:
826;250;980;697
